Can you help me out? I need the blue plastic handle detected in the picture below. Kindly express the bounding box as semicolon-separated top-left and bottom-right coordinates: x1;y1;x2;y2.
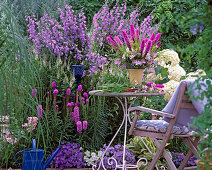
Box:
14;149;29;168
32;139;36;149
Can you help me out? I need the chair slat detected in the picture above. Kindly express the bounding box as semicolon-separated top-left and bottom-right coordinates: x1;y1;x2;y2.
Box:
180;103;195;109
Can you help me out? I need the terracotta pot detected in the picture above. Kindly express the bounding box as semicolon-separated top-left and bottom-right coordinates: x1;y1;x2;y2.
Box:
127;68;145;85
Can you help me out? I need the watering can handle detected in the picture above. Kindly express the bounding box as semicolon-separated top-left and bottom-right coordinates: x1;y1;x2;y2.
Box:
32;138;36;149
15;149;28;168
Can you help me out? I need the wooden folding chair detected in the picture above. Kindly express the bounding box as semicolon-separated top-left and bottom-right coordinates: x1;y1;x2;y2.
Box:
128;81;200;170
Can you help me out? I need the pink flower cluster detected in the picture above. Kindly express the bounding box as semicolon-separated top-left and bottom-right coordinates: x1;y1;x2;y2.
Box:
1;129;19;144
143;82;164;93
22;117;38;132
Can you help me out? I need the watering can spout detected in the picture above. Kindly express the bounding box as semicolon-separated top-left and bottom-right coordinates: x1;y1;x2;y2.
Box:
44;147;60;169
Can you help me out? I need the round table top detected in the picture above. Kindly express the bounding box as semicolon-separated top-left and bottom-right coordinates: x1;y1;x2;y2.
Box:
89;90;165;97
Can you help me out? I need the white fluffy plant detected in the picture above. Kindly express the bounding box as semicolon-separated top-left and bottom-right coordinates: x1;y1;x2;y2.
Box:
83;150;103;167
145;49;205;101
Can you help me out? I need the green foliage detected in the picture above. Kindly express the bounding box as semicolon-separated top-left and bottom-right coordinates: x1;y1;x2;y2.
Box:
127;136;170;169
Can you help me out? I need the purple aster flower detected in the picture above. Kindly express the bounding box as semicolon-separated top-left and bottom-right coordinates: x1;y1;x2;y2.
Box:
121;30;131;51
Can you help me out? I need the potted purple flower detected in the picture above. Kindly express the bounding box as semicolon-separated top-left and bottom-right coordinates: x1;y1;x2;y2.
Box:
107;24;162;85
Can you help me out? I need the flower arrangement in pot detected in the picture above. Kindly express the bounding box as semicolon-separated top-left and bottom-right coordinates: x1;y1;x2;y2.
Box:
107;24;162;85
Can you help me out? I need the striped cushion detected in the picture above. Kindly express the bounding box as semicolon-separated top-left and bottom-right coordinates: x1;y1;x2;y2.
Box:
136;120;189;135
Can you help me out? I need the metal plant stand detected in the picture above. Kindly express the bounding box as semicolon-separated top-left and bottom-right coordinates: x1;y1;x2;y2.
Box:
89;91;164;170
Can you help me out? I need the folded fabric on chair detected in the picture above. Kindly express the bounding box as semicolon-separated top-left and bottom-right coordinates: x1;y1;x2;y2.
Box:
163;79;211;128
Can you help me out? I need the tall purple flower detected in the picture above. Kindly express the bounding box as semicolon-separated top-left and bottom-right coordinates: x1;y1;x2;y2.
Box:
144;40;153;56
52;81;56;89
74;106;79;123
83;92;88;98
156;41;161;48
53;89;59;95
150;32;155;41
136;28;140;41
77;121;82;133
155;33;162;42
114;36;123;46
83;121;87;130
106;35;118;48
32;91;34;98
37;105;43;118
139;39;145;54
66;88;71;96
130;24;135;42
77;85;82;92
122;30;131;51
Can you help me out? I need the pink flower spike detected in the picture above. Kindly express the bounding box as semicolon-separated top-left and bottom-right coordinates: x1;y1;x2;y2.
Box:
53;89;59;95
145;40;153;55
130;24;135;41
106;35;117;48
34;88;37;95
70;102;74;107
114;36;123;46
52;81;56;89
146;82;154;87
83;92;88;98
83;101;86;105
81;97;85;101
32;91;34;98
66;88;71;96
122;30;132;50
83;120;88;130
156;41;161;48
77;85;82;92
155;33;162;42
136;28;140;41
77;121;82;133
67;103;71;107
55;105;59;111
86;99;89;103
139;39;145;53
37;105;43;118
150;32;155;41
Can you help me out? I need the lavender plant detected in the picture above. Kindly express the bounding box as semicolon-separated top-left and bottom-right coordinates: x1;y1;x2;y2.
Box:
50;142;85;169
96;144;136;169
26;5;90;64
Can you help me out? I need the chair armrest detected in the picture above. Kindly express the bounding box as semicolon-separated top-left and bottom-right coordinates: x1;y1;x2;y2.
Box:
128;106;175;119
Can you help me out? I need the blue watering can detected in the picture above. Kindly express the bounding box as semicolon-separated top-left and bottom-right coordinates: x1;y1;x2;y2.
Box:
15;139;60;170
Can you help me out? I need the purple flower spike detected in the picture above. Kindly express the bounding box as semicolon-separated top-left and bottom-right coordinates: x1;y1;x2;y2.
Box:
139;39;145;53
145;40;153;55
106;36;117;48
67;103;71;107
70;102;74;107
34;88;37;95
32;91;34;98
52;81;56;89
55;105;59;111
53;89;59;95
150;32;155;41
83;121;87;130
77;121;82;133
144;38;149;43
155;33;162;42
81;97;85;101
130;24;135;41
66;88;71;96
85;99;89;103
156;41;161;48
83;92;88;98
37;105;43;118
122;30;132;51
77;85;82;92
114;36;123;46
136;28;140;41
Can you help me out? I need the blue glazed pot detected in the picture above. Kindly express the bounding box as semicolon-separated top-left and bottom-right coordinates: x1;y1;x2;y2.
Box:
72;65;84;87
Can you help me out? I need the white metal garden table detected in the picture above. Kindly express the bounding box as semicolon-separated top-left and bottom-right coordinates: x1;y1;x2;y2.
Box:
89;90;165;170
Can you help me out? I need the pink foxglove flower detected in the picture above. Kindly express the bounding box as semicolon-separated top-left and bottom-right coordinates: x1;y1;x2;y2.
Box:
83;120;88;130
77;121;82;133
52;81;56;89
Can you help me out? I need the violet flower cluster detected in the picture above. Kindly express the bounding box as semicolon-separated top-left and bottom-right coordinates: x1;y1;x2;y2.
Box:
50;142;85;169
171;152;197;166
26;5;90;63
97;144;136;169
107;24;162;68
